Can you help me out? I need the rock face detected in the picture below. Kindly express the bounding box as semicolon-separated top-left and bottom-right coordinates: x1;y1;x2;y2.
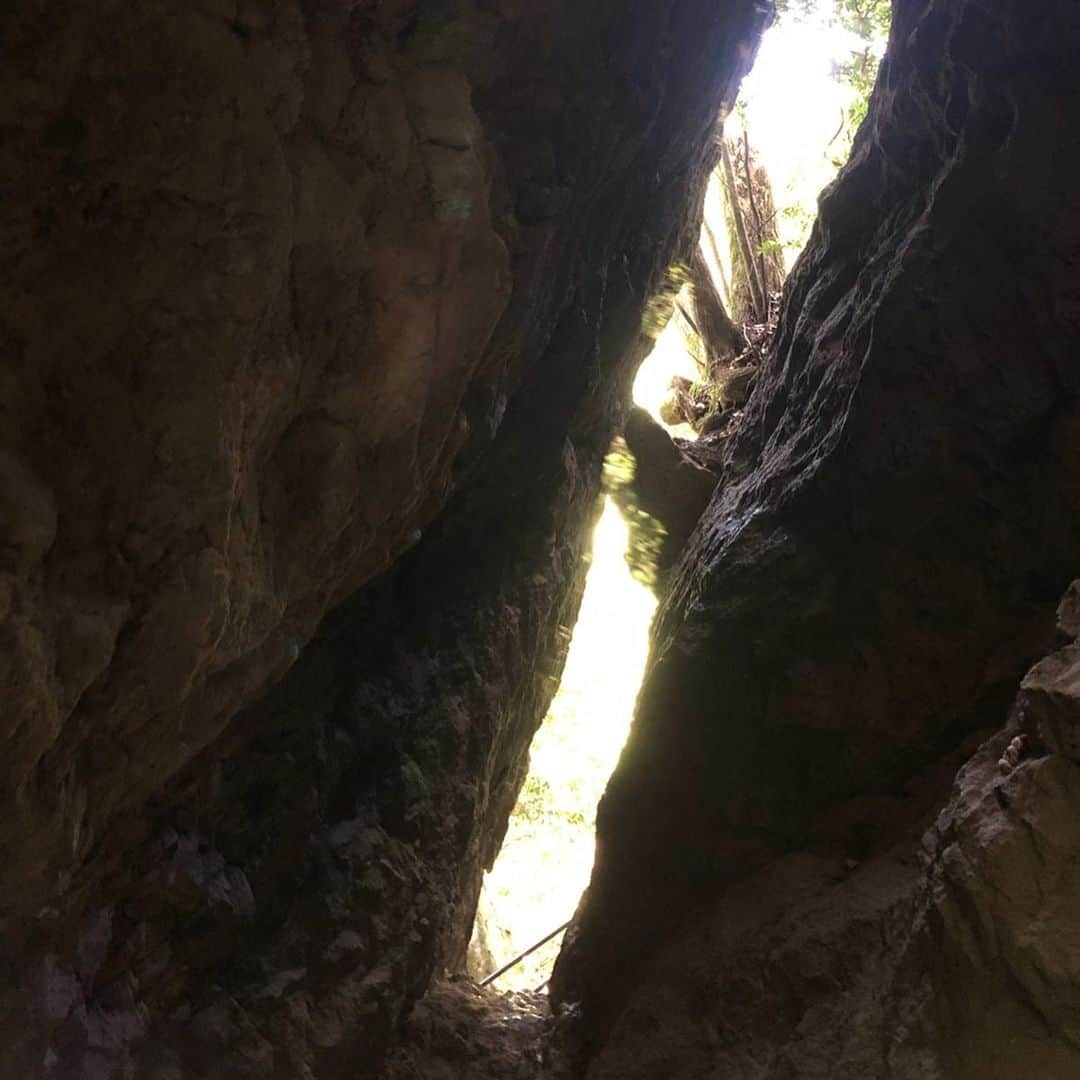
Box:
7;0;1080;1074
554;0;1080;1074
576;594;1080;1080
0;0;769;1075
382;981;576;1079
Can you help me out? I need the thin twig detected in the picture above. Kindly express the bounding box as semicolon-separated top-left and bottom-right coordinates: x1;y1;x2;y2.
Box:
825;106;846;150
479;920;571;988
676;299;702;341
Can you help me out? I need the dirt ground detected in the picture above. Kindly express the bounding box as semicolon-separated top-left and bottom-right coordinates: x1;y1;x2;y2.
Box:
381;979;581;1080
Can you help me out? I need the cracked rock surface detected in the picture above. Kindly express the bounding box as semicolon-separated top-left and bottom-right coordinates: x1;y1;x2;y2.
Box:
0;0;767;1075
555;1;1080;1075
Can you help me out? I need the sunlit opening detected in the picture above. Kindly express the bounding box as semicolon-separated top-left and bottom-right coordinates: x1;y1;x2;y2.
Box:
634;0;888;430
470;0;889;996
468;496;657;990
739;10;870;258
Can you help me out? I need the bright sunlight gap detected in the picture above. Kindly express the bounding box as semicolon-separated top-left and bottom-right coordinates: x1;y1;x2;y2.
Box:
469;0;890;993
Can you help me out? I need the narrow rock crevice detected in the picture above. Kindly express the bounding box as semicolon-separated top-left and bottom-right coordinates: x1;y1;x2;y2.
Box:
3;0;1079;1077
554;3;1080;1076
1;1;769;1075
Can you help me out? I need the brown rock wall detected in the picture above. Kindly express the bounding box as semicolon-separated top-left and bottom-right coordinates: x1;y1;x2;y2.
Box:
2;0;515;911
555;1;1080;1071
582;598;1080;1079
0;0;770;1074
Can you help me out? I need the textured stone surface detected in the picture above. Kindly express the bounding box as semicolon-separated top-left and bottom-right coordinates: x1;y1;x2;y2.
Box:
382;981;577;1080
555;0;1080;1071
580;611;1080;1080
0;0;769;1075
1;0;512;904
7;0;1079;1074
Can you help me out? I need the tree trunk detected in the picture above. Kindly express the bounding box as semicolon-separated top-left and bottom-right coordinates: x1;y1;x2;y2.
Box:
742;129;771;315
688;248;745;379
719;139;767;322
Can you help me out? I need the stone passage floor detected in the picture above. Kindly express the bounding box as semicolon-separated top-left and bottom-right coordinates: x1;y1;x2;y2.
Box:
381;980;580;1080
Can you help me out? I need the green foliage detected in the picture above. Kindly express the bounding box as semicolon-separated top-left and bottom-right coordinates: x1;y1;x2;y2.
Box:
777;202;816;259
516;773;587;826
473;488;657;988
641;262;692;340
602;446;666;590
683;378;726;432
517;774;556;822
764;0;892;245
771;0;892;148
833;0;890;39
828;0;891;150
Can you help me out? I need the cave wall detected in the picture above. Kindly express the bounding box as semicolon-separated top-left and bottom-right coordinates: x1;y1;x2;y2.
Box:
554;0;1080;1074
578;596;1080;1080
0;0;772;1076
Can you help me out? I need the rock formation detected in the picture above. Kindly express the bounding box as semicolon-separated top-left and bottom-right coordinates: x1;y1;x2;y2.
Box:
553;0;1080;1076
4;0;1080;1075
0;0;768;1075
570;589;1080;1079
